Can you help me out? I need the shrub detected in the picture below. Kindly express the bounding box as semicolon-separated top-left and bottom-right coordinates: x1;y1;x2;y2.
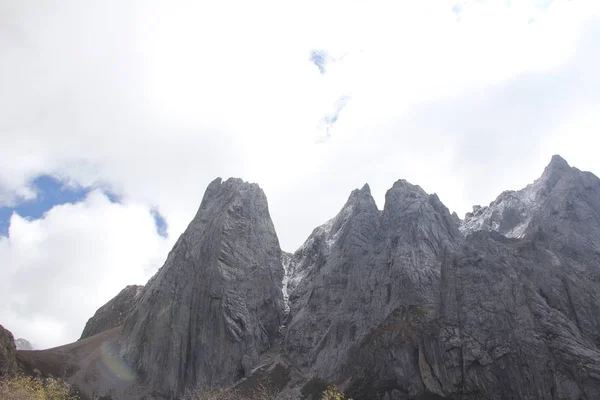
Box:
0;374;79;400
321;385;353;400
183;382;277;400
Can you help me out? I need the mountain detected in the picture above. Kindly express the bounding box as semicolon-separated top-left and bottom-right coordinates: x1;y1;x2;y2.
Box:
281;155;600;399
121;178;285;397
460;155;600;243
283;180;464;397
80;285;143;340
14;338;33;351
12;156;600;400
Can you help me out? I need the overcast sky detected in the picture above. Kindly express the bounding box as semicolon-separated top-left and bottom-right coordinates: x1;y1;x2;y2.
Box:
1;0;599;349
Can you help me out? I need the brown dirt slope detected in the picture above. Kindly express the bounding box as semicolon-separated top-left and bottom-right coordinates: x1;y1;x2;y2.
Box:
17;326;167;400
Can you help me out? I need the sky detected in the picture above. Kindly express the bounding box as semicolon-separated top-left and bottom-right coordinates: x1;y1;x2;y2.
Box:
1;0;599;349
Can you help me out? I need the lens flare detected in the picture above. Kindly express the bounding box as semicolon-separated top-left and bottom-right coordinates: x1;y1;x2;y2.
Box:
99;341;137;383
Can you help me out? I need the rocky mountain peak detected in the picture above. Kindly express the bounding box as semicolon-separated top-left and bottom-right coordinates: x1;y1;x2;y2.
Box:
19;157;600;400
300;184;377;250
195;177;266;222
337;183;378;225
14;338;33;351
523;157;600;259
382;179;461;252
121;177;284;396
547;153;570;171
340;184;374;215
80;284;143;340
280;159;600;399
460;155;582;238
283;178;463;383
382;179;432;220
534;154;575;197
349;183;371;197
284;183;380;300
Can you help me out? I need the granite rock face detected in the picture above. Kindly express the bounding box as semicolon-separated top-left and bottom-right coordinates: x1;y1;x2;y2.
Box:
520;155;600;263
283;156;600;399
284;181;462;388
80;285;143;340
67;156;600;399
0;325;17;377
459;155;593;240
121;178;285;397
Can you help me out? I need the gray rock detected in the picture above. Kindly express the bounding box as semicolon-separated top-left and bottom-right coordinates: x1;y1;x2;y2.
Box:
285;180;461;380
522;155;600;263
460;155;584;239
0;324;17;377
31;155;600;400
283;156;600;399
450;212;461;229
285;184;383;310
121;178;284;397
80;285;143;339
15;338;34;351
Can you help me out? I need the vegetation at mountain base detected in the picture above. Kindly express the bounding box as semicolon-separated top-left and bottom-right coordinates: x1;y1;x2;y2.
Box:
0;374;80;400
183;382;277;400
320;385;353;400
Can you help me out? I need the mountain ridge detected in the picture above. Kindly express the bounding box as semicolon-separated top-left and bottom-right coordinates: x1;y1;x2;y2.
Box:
5;155;600;400
120;177;285;396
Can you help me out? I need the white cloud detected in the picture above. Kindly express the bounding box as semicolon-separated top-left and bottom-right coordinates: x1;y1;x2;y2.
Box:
0;191;169;349
0;0;599;347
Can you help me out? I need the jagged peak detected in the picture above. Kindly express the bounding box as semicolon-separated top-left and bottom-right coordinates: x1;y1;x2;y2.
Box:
548;154;570;169
122;175;283;396
15;337;34;351
204;177;261;193
293;184;378;259
517;155;574;203
460;155;586;238
209;176;223;186
347;183;371;197
331;184;378;231
198;177;265;213
388;179;427;195
539;155;573;185
383;179;430;217
345;183;376;209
